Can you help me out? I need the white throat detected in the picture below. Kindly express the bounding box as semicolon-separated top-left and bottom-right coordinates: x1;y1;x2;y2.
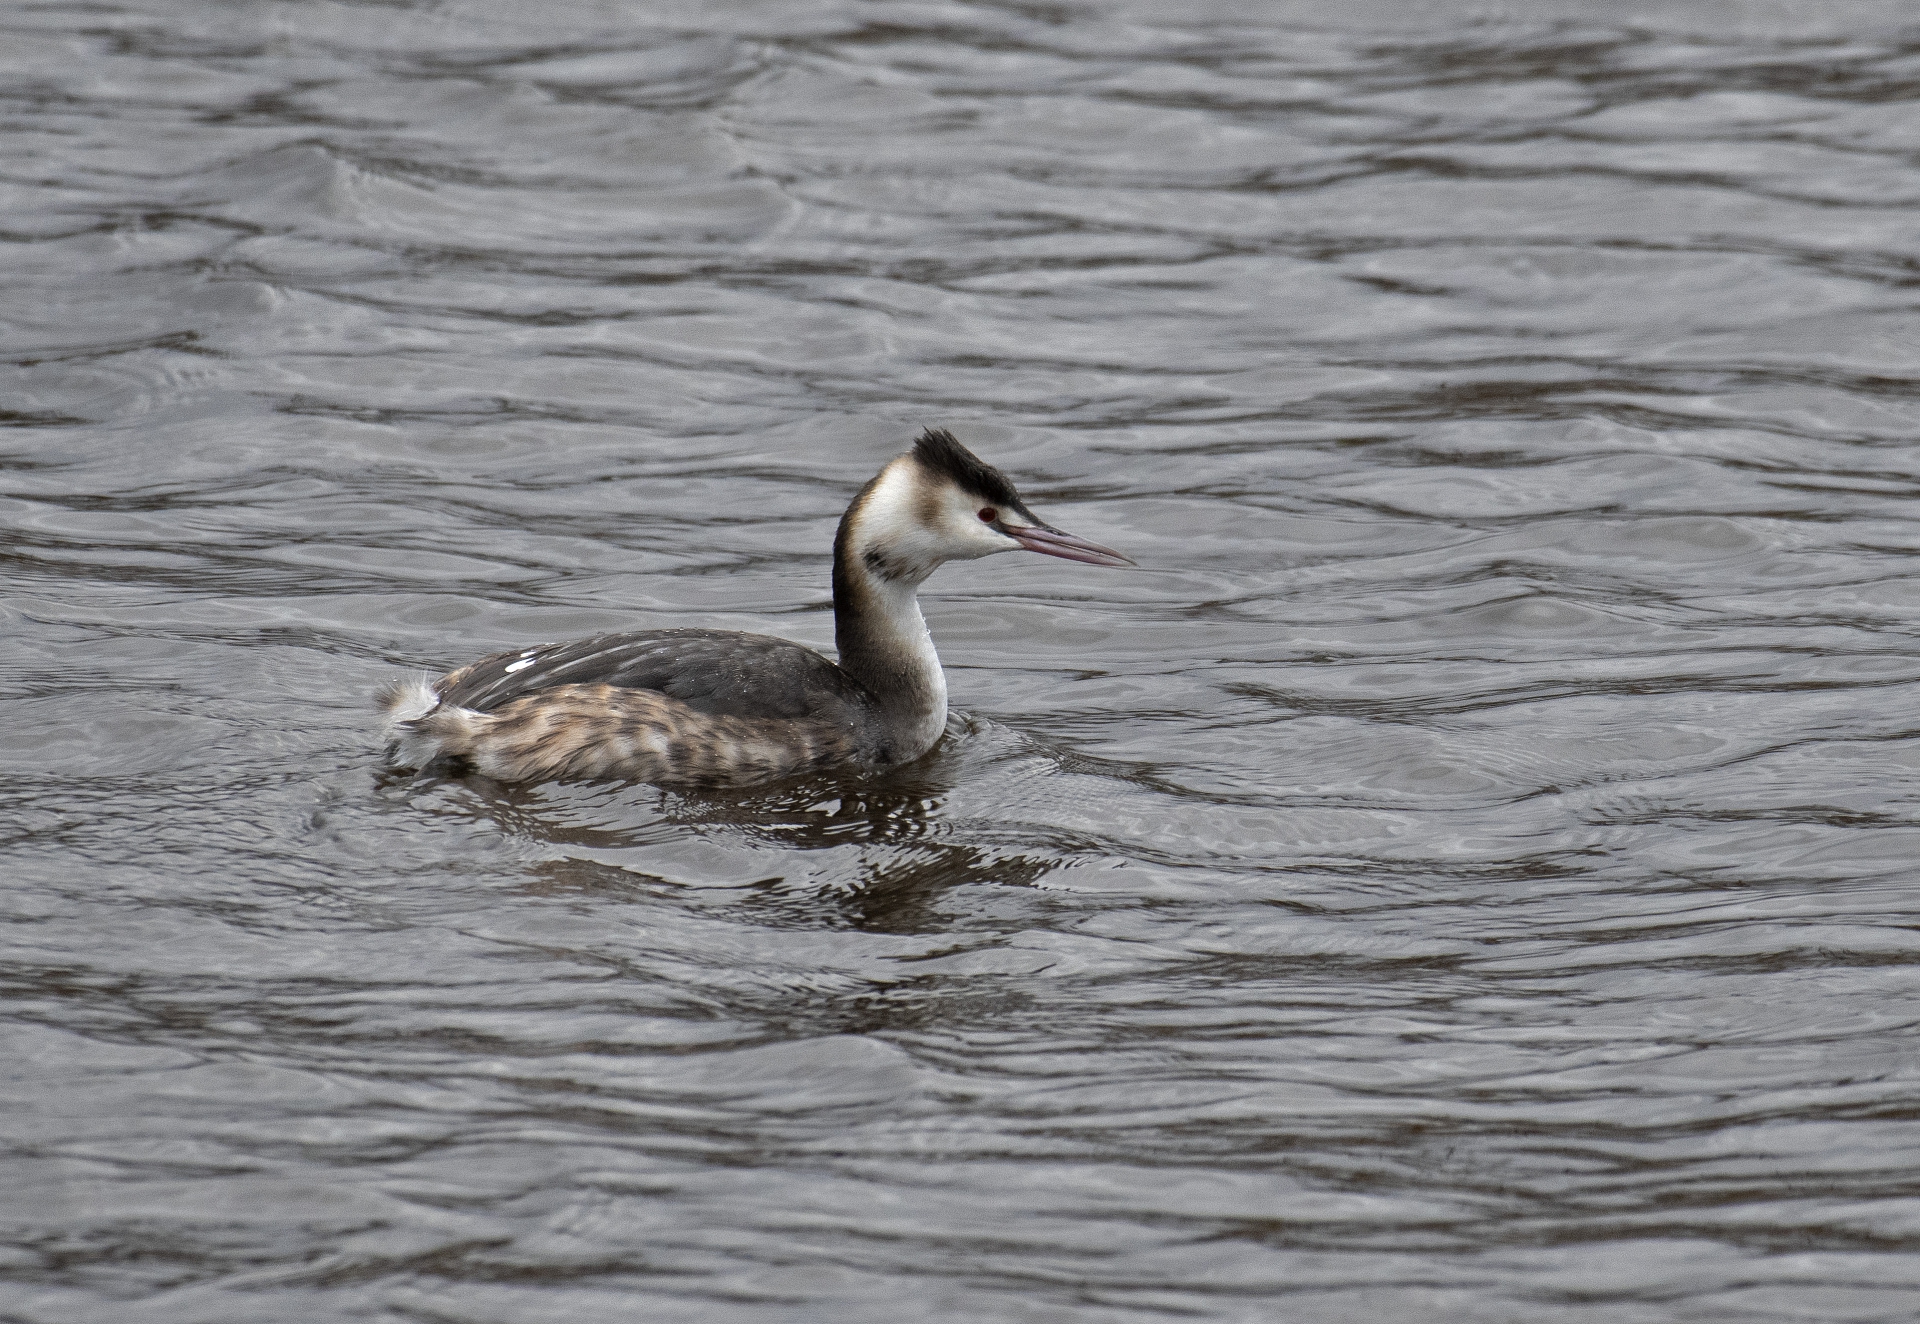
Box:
859;572;948;756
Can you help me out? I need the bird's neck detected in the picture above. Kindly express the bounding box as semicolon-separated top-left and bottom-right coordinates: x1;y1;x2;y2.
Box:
831;504;948;763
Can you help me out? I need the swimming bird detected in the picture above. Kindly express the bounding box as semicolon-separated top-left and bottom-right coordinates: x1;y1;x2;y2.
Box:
379;428;1132;785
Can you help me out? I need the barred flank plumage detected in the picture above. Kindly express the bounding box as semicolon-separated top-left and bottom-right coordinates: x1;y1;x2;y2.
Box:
386;681;854;785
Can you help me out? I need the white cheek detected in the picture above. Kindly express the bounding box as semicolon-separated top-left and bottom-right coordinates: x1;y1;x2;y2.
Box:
947;514;1019;559
857;462;1022;568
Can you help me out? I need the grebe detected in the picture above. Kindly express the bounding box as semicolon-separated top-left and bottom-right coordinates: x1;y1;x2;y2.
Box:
378;429;1132;785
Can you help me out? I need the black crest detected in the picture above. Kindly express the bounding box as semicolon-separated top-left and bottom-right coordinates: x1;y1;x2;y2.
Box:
911;427;1023;509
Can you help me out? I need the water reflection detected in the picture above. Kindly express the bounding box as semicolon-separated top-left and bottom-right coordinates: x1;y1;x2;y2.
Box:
449;737;1062;936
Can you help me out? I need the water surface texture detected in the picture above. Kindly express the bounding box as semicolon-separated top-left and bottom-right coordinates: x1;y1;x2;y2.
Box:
9;1;1920;1320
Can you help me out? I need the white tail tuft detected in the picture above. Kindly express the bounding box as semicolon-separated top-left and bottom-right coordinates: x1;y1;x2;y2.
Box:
376;676;439;724
376;677;457;769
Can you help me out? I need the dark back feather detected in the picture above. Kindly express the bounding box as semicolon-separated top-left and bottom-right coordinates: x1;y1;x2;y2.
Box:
436;629;873;724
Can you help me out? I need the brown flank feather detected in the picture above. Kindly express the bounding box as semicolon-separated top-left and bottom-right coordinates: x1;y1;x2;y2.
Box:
413;684;855;785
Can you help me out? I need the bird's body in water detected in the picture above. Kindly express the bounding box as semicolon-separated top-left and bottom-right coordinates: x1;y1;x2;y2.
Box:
378;429;1131;785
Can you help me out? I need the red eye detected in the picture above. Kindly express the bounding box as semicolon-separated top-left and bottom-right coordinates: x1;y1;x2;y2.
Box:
978;507;998;522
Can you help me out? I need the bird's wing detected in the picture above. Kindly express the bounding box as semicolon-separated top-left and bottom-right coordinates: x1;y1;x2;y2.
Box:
433;629;868;723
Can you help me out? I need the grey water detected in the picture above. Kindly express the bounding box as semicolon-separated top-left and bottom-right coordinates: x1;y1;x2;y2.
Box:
7;1;1920;1320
